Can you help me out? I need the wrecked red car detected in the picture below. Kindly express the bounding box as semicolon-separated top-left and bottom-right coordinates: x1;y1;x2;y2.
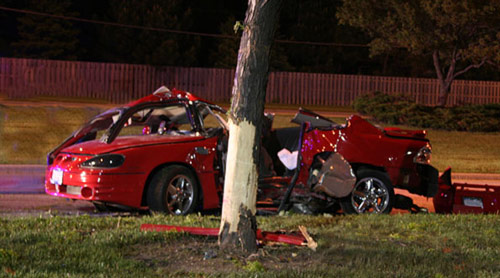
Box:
45;86;438;214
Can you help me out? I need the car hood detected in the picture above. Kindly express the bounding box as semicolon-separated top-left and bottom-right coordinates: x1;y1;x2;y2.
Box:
61;134;205;155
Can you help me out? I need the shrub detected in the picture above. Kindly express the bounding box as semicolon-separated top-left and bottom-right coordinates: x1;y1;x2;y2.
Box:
352;92;500;132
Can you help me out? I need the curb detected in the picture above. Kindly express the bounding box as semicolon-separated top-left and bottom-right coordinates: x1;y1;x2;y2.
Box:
452;173;500;181
0;164;45;174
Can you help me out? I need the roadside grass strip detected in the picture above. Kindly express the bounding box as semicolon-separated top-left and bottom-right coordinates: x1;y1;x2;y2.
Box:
0;214;499;277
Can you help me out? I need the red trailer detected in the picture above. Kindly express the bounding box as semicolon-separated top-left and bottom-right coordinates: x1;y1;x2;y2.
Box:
433;168;500;214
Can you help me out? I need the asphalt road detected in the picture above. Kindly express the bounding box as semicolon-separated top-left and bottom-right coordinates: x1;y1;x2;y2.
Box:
0;165;45;194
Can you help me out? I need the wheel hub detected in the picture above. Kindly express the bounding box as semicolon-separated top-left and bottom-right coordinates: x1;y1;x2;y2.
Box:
166;175;194;215
352;177;389;213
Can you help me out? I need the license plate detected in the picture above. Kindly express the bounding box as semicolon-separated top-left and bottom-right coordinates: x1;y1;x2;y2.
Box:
463;197;483;208
66;185;81;195
51;169;63;186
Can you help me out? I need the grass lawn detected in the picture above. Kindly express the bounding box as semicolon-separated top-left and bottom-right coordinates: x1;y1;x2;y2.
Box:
1;104;499;173
0;105;102;164
0;213;499;277
428;130;500;173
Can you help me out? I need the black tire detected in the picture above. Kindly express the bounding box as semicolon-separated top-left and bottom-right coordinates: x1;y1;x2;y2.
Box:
146;165;200;215
340;169;394;214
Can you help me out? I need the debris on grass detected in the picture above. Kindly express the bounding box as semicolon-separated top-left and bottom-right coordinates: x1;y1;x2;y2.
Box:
298;225;317;251
140;224;310;247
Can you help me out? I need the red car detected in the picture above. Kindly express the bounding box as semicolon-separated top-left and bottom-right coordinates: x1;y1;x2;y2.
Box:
45;86;438;214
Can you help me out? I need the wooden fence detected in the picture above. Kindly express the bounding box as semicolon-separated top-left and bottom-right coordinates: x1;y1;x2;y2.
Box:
1;57;500;106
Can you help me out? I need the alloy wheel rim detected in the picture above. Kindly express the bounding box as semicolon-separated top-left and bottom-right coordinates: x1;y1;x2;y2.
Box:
166;174;194;215
351;177;389;214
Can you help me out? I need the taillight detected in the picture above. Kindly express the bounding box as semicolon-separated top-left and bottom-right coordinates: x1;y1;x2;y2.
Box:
414;144;432;164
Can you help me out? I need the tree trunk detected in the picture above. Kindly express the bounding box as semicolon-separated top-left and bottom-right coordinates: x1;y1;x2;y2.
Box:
433;50;453;107
438;81;451;107
218;0;282;254
435;54;489;107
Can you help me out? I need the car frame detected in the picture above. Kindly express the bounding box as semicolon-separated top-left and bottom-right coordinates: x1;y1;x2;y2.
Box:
45;86;438;214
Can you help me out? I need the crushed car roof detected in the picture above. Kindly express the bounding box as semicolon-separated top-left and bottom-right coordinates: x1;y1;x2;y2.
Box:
125;86;214;107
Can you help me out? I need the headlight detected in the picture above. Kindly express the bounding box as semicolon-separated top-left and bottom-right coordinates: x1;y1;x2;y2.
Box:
80;154;125;169
414;144;431;164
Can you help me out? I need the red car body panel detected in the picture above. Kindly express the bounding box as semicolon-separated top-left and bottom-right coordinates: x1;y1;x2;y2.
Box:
297;115;431;194
45;135;222;209
45;87;437;213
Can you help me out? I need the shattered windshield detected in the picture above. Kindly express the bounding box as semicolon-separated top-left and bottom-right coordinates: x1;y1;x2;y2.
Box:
73;108;123;141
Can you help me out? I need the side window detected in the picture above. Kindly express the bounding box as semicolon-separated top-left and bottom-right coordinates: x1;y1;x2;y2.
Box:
197;104;228;133
117;105;193;137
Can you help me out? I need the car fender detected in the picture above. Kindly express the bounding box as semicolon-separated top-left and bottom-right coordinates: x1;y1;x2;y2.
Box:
138;140;221;210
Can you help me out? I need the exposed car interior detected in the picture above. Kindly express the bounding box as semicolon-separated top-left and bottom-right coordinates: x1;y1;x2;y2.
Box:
116;105;195;137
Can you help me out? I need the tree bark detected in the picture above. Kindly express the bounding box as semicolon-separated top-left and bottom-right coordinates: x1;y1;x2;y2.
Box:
433;50;452;107
438;82;452;107
433;50;489;107
218;0;282;254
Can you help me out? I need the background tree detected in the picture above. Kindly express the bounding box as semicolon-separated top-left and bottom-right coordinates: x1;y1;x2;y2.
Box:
0;0;20;57
277;0;379;74
95;0;198;66
11;0;80;60
218;0;282;254
2;0;500;81
337;0;500;106
210;16;239;69
210;16;293;71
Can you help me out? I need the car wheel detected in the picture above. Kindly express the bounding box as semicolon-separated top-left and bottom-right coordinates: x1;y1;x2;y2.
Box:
147;165;200;215
341;169;394;214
